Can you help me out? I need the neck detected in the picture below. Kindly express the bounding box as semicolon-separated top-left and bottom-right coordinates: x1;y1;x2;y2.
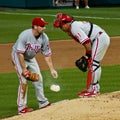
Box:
32;29;41;39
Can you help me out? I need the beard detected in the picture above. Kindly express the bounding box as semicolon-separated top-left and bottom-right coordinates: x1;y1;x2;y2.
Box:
35;34;40;39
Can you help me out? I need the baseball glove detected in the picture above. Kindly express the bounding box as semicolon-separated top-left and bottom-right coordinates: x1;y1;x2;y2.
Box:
75;56;88;72
22;70;39;82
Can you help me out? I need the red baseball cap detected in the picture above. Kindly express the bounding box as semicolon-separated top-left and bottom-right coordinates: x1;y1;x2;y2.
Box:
32;17;48;27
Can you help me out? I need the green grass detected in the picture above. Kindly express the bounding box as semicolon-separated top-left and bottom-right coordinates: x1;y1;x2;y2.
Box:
0;65;120;119
0;7;120;119
0;7;120;43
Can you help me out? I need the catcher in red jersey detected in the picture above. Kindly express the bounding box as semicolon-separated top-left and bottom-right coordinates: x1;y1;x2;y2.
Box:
53;13;110;98
11;17;58;115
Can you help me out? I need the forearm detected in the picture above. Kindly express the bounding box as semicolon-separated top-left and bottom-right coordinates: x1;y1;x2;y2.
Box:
18;53;26;71
44;56;55;71
83;42;92;59
44;55;58;78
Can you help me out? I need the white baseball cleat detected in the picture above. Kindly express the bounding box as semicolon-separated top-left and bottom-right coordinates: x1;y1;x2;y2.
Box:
40;103;51;109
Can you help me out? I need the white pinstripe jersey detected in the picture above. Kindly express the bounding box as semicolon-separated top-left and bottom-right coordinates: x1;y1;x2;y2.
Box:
69;21;105;44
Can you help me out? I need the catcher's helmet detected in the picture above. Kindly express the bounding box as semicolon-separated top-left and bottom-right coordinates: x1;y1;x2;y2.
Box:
53;13;74;28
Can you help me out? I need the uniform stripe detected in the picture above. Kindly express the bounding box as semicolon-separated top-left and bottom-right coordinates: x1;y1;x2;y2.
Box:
13;52;23;109
17;50;25;53
91;38;99;84
81;38;90;44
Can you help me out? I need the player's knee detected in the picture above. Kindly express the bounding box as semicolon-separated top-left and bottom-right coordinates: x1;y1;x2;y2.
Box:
92;60;100;72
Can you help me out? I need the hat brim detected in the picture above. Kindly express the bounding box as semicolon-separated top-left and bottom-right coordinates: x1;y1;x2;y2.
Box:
44;22;48;25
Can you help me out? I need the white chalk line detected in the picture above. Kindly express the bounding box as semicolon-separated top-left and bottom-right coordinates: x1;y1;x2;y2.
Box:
0;11;120;20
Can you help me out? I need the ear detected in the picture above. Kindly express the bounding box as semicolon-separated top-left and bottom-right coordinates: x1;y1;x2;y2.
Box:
34;25;37;29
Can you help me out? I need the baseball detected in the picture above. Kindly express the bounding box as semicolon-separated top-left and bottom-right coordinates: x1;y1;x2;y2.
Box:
50;84;60;92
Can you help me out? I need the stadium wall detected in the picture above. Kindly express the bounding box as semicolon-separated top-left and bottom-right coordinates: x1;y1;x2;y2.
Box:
89;0;120;7
0;0;52;8
0;0;120;8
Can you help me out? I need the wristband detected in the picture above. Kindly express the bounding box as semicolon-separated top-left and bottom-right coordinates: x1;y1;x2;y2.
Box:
86;50;91;59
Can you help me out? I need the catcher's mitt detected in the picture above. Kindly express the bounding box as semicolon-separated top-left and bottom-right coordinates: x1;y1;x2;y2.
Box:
22;70;39;82
75;56;88;72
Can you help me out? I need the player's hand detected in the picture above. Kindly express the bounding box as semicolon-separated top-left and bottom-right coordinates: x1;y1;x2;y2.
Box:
51;69;58;79
22;70;30;78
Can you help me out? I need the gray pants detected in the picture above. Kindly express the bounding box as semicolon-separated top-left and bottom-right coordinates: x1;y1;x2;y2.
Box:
11;51;49;111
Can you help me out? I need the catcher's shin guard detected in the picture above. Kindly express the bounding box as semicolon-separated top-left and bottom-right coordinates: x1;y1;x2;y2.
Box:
86;59;100;89
87;70;92;89
92;60;100;72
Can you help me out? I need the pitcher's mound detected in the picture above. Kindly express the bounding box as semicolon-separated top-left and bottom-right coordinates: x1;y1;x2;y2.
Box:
3;91;120;120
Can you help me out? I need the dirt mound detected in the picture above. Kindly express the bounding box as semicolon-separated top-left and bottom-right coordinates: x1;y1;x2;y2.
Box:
3;91;120;120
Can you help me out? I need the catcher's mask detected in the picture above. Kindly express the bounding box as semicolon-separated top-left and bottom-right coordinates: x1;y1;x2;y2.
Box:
53;13;74;28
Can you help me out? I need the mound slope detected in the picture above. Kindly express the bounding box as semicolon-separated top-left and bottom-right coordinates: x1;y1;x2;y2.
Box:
3;91;120;120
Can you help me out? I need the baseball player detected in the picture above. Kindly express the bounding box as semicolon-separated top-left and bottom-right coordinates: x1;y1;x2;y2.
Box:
75;0;90;9
53;13;110;97
11;17;58;114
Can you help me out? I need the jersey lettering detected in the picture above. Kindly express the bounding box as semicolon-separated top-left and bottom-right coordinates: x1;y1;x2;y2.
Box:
25;43;41;53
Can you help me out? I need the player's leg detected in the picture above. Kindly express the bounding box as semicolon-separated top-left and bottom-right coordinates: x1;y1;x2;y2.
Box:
84;0;90;8
75;0;79;9
27;58;50;108
89;32;110;93
78;32;110;97
11;52;32;114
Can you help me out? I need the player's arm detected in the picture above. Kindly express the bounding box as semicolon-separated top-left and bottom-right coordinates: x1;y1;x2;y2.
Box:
41;34;58;79
73;28;92;58
44;55;58;79
83;41;92;59
18;53;27;72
